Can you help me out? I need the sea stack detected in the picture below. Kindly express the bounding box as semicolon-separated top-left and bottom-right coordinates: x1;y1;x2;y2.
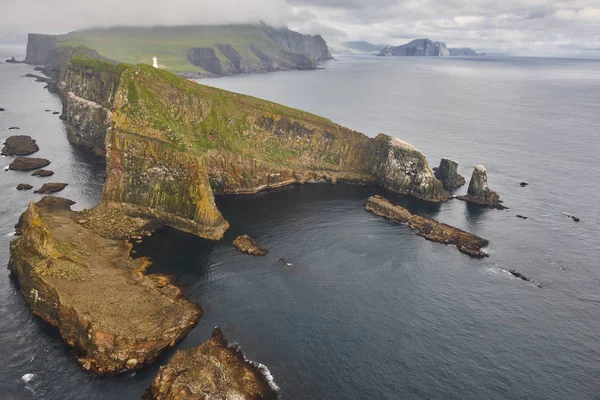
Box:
145;328;278;400
434;158;465;190
457;165;505;209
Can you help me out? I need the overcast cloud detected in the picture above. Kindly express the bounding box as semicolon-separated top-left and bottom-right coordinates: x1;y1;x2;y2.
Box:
1;0;599;56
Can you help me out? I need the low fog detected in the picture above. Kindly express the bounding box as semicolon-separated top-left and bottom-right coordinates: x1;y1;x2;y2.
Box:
1;0;600;56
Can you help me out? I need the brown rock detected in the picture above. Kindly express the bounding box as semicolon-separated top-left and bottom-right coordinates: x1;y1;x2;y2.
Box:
8;199;201;375
456;165;506;209
2;135;40;156
8;157;50;171
433;158;466;190
17;183;33;191
32;169;54;177
233;235;268;256
365;195;490;258
145;328;278;400
34;183;68;194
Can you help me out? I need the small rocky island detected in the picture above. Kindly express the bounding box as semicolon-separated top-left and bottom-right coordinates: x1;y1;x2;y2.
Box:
9;197;200;374
8;157;50;171
2;135;39;156
365;195;489;258
456;165;506;209
145;328;278;400
434;158;465;190
233;235;268;256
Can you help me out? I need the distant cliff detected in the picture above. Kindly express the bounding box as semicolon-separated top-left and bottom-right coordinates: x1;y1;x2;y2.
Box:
378;39;482;57
25;24;332;78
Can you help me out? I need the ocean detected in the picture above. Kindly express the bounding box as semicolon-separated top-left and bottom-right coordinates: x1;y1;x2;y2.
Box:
1;47;599;399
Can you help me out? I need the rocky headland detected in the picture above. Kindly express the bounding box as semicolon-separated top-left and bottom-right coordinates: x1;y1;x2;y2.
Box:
145;327;278;400
456;165;506;209
365;195;489;258
8;197;200;374
22;46;448;241
434;158;465;190
233;235;268;256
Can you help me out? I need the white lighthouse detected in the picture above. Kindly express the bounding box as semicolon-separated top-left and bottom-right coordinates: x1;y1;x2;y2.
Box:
152;56;158;68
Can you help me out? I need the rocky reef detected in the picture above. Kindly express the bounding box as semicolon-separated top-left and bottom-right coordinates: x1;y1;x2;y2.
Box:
8;157;50;171
34;183;68;194
434;158;465;190
233;235;268;256
2;135;40;156
8;197;200;374
145;328;278;400
456;165;505;209
365;195;489;258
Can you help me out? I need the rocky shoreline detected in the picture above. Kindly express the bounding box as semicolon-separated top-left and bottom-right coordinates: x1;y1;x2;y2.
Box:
145;328;279;400
8;197;200;375
365;195;490;258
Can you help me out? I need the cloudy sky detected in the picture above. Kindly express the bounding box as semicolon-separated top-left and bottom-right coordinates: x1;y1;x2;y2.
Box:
1;0;599;56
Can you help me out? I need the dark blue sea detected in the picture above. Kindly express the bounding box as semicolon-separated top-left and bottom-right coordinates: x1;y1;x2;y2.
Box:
1;47;600;399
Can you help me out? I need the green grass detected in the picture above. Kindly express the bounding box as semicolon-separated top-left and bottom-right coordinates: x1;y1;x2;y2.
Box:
59;25;282;73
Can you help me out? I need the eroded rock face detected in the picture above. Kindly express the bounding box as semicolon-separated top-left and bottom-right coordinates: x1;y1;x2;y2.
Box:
434;158;465;190
365;195;489;258
8;157;50;171
233;235;267;256
2;135;40;156
456;165;505;209
186;47;223;75
145;328;278;400
8;198;200;375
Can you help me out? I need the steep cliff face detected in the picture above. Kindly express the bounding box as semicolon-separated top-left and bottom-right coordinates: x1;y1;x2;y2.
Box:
261;24;332;61
378;39;449;56
25;33;58;64
99;63;447;239
9;197;200;375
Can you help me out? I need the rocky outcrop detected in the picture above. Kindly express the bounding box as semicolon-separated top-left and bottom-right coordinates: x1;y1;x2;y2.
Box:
456;165;505;209
378;39;449;56
233;235;267;256
434;158;465;190
25;34;58;64
365;195;489;258
100;63;447;240
8;157;50;171
186;47;223;76
145;328;278;400
8;198;200;375
261;23;332;61
17;184;33;191
2;135;39;156
32;169;54;177
34;183;68;194
6;56;24;64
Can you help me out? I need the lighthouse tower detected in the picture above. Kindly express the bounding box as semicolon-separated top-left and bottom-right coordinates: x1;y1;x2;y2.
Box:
152;56;158;68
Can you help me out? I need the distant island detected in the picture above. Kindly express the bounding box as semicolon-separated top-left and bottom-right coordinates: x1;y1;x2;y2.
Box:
25;22;332;78
378;38;483;57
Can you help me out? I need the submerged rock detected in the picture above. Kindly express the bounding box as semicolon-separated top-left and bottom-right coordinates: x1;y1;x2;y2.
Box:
433;158;465;190
34;182;68;194
8;198;200;374
6;56;24;64
365;195;489;258
2;135;40;156
516;215;528;220
8;157;50;171
17;183;33;191
509;270;529;281
145;328;278;400
8;126;20;130
456;165;506;209
0;108;5;111
233;235;267;256
520;182;528;187
32;169;54;177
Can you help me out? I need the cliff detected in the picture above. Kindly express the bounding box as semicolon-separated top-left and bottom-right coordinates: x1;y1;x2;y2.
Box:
100;63;446;239
8;197;200;374
378;39;449;57
260;23;332;61
145;328;278;400
25;24;331;77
